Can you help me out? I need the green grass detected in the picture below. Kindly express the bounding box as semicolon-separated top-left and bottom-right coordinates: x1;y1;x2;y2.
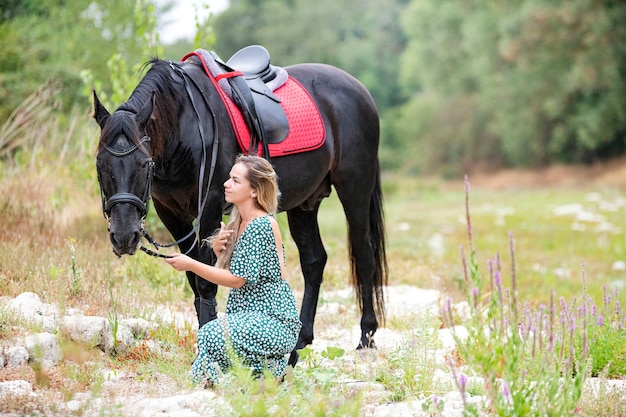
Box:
305;175;626;309
2;122;626;414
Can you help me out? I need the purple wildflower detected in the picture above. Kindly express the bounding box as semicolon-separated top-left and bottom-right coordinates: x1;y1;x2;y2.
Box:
459;373;467;393
502;380;510;397
472;287;479;309
597;315;604;327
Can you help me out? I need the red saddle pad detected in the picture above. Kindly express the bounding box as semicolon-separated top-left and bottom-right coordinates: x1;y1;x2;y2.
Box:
221;76;326;157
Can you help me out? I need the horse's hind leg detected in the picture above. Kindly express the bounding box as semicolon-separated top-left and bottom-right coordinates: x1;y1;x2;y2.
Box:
334;181;382;350
286;204;327;360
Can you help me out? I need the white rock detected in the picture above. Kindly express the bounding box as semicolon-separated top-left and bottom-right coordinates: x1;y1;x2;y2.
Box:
8;292;59;318
127;391;218;417
66;399;82;412
0;380;32;398
5;346;29;368
384;285;441;317
61;315;112;350
438;326;469;352
121;318;159;338
612;260;626;271
24;332;63;369
111;323;136;354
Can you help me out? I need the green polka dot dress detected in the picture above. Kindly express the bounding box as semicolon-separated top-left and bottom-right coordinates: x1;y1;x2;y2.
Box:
190;215;301;383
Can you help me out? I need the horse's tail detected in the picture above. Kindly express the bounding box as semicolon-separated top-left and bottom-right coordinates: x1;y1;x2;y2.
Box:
350;163;388;326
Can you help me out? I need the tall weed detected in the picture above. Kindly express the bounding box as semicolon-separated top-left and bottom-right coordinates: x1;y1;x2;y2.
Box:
442;176;589;416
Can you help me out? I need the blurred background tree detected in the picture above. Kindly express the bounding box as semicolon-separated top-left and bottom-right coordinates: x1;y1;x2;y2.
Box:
212;0;409;112
1;0;625;177
394;0;626;175
0;0;153;121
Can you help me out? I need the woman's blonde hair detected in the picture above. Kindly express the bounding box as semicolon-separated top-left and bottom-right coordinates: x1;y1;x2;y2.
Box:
211;154;280;269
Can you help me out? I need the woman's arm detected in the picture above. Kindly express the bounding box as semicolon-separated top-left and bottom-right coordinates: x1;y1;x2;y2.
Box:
165;254;246;288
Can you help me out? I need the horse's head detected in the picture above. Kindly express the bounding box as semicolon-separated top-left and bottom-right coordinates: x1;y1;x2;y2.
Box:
93;91;155;257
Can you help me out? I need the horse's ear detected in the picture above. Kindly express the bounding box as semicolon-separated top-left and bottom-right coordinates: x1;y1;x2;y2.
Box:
93;90;110;128
136;91;156;131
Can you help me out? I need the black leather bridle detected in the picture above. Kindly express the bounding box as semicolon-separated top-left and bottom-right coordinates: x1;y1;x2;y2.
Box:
97;61;220;259
98;135;154;222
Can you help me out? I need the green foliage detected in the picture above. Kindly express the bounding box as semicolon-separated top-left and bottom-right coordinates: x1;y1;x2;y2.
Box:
81;0;164;111
0;81;58;159
298;346;346;387
211;345;362;417
442;177;589;415
421;394;445;416
391;0;626;174
3;0;626;176
68;237;83;297
212;0;408;111
107;282;120;353
123;252;192;302
374;322;441;403
0;0;147;123
381;92;503;176
579;286;626;378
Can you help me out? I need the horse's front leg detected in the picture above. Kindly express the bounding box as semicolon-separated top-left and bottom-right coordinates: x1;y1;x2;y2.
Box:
189;252;218;327
152;199;219;327
287;206;327;366
173;233;219;327
188;212;222;328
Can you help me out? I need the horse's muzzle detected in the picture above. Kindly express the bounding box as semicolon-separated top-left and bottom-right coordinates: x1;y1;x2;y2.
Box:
109;229;141;257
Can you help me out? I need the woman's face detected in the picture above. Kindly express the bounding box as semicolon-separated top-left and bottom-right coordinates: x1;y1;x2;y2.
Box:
224;163;256;205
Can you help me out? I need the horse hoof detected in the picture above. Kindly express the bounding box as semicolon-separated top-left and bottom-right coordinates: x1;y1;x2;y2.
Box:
357;338;377;350
287;350;299;367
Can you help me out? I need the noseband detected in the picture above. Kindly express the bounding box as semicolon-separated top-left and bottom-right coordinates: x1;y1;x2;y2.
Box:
98;135;154;221
97;62;220;259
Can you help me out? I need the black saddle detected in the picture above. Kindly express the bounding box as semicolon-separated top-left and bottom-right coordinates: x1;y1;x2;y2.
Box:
218;45;290;159
226;45;277;83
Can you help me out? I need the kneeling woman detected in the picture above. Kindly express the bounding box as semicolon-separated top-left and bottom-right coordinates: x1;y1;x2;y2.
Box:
165;155;301;384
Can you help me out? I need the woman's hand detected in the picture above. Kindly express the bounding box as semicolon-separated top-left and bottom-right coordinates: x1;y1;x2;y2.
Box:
164;253;194;271
164;251;246;289
212;221;234;256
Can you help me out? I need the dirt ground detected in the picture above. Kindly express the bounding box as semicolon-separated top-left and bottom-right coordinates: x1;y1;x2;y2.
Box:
467;156;626;190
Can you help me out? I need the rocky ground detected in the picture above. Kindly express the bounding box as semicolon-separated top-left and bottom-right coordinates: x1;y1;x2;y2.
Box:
1;285;625;416
0;286;477;416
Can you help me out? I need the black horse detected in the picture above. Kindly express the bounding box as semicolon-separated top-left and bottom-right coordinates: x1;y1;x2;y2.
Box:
93;49;387;361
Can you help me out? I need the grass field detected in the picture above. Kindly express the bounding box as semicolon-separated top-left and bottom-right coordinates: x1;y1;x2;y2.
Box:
2;155;626;324
332;172;626;307
2;142;626;415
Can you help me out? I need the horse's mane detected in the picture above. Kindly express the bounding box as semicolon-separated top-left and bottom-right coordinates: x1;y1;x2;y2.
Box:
99;59;184;160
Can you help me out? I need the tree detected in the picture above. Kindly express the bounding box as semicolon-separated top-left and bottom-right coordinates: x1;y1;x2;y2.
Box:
211;0;409;111
0;0;160;122
395;0;626;174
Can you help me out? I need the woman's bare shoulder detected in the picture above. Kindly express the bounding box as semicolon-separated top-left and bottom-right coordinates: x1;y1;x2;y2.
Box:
266;215;283;241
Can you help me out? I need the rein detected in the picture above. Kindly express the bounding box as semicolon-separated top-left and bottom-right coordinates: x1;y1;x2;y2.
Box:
139;61;220;258
98;62;220;259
